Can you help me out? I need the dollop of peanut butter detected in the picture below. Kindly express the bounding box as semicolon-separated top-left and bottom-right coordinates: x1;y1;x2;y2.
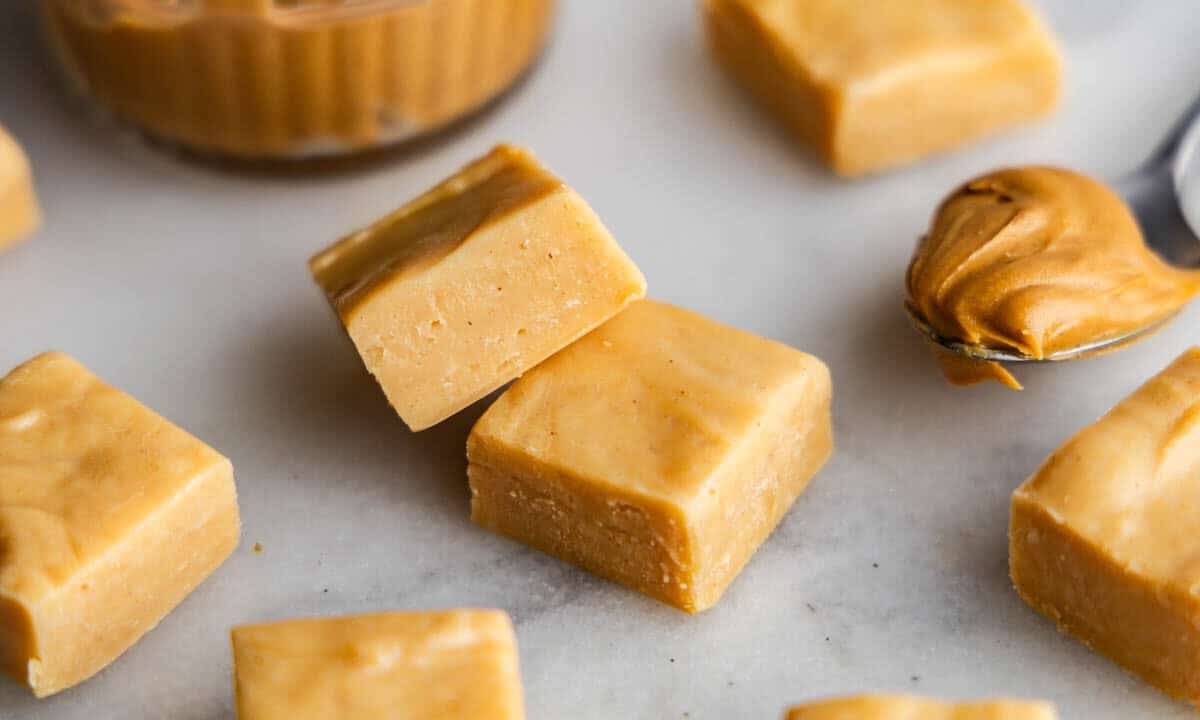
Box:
907;166;1200;386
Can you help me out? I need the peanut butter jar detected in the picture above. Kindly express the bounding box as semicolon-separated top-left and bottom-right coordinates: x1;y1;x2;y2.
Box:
41;0;556;159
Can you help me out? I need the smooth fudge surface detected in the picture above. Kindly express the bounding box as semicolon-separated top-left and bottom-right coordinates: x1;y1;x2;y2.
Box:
0;125;39;250
232;610;524;720
784;695;1057;719
1011;348;1200;702
0;352;239;697
704;0;1061;176
309;144;646;431
468;300;833;613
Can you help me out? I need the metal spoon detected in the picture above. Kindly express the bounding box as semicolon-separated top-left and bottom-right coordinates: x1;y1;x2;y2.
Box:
908;93;1200;364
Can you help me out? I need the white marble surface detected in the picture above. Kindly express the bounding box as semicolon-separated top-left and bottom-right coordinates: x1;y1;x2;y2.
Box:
3;2;1200;718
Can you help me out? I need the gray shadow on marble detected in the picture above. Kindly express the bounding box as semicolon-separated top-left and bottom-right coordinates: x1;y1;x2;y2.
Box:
221;310;487;527
659;10;830;181
1;7;70;133
830;283;1049;675
204;308;536;629
0;678;234;720
840;276;1069;429
842;280;944;414
0;4;185;187
923;437;1185;707
1037;0;1138;45
467;544;615;628
927;441;1046;632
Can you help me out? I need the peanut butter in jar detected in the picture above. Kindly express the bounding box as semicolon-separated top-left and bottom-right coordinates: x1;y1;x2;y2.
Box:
42;0;557;159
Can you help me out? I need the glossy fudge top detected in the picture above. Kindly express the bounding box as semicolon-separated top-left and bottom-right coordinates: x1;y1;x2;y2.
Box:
309;145;563;317
471;300;830;508
1014;347;1200;593
713;0;1058;88
232;610;524;720
0;352;231;604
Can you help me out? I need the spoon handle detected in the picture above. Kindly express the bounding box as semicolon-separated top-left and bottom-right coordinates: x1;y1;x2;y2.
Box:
1116;92;1200;267
1143;92;1200;170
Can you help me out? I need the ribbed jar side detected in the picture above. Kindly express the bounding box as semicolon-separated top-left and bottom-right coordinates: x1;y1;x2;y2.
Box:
42;0;556;158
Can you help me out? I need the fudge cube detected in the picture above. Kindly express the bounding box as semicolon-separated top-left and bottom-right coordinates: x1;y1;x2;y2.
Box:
309;144;646;431
232;610;525;720
468;300;833;613
703;0;1061;176
0;126;39;250
0;352;239;697
1011;348;1200;702
784;695;1057;719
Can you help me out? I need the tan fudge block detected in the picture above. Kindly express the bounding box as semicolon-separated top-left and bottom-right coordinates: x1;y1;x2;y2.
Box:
309;144;647;431
784;695;1057;720
232;610;525;720
468;300;833;613
0;126;40;251
1011;348;1200;702
703;0;1061;176
0;352;239;697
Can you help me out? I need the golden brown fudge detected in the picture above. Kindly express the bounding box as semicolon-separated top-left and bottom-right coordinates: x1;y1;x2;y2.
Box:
232;610;524;720
0;126;39;250
0;352;240;697
469;300;833;613
1011;348;1200;702
784;695;1057;719
310;144;646;431
703;0;1061;176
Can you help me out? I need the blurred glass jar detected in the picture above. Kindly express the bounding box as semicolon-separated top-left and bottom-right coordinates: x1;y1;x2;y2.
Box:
41;0;556;159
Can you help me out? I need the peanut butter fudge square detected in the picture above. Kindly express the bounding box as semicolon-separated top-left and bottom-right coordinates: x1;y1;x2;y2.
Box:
310;144;646;431
1012;347;1200;703
469;300;832;612
0;352;239;697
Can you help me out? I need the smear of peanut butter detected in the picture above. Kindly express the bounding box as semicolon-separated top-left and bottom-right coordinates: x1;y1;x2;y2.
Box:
907;166;1200;388
932;346;1022;390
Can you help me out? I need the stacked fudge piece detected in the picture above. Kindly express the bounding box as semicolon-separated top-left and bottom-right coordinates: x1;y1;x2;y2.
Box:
0;143;833;715
308;144;834;615
296;144;837;713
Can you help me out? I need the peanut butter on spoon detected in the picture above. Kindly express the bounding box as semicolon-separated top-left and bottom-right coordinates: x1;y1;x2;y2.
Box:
906;166;1200;388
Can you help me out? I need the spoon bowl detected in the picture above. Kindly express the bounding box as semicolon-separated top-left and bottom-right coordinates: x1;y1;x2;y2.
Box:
904;304;1179;364
911;93;1200;362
